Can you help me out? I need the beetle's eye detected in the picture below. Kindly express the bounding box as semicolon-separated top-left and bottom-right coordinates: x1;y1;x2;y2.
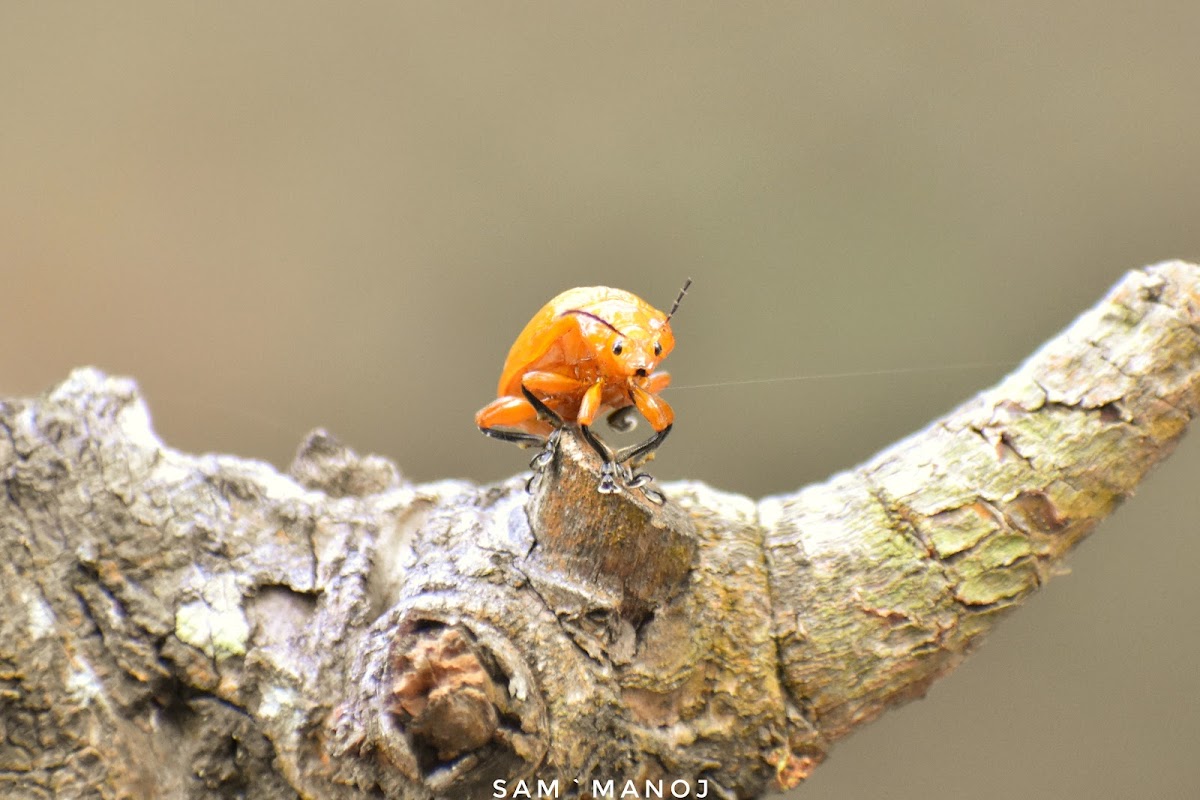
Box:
653;341;662;356
612;342;623;356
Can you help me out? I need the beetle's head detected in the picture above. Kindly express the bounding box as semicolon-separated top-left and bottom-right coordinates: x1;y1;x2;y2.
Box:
598;315;676;382
572;280;688;383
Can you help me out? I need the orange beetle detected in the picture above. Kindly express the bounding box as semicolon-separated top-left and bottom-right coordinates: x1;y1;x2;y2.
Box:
476;281;690;496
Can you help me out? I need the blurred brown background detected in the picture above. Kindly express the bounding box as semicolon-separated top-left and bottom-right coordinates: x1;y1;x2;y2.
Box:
3;4;1198;798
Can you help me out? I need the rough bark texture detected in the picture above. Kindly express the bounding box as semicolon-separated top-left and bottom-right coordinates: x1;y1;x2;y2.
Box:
1;260;1198;799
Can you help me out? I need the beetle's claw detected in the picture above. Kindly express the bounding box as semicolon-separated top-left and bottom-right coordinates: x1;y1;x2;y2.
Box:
528;429;561;471
640;485;665;505
626;470;665;504
596;461;623;494
626;472;653;489
580;423;667;503
523;431;563;493
529;448;553;470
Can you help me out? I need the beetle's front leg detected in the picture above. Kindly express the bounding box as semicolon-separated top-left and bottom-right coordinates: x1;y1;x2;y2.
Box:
518;385;568;475
614;423;673;468
574;381;625;493
578;423;624;494
615;383;674;468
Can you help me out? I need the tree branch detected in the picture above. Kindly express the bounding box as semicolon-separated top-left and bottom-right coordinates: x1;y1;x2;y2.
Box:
2;260;1197;799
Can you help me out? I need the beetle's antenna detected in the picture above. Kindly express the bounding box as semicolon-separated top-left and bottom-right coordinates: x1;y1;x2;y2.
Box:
666;277;692;321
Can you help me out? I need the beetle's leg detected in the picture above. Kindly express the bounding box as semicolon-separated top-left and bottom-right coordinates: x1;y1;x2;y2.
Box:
476;395;550;448
613;384;675;468
520;384;566;429
625;471;653;488
644;371;671;394
479;427;546;447
517;385;569;480
579;423;623;494
614;424;673;467
522;370;586;399
578;423;615;462
624;463;666;503
604;372;668;433
525;428;564;491
602;383;675;502
614;467;664;505
630;383;674;432
640;484;666;505
584;420;667;503
572;382;628;493
576;382;604;429
527;428;563;470
475;390;563;495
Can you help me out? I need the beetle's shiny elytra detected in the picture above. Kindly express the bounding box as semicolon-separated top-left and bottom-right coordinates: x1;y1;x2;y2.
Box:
475;281;689;497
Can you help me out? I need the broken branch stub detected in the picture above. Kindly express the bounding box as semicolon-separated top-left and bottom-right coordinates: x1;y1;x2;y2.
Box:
523;429;699;619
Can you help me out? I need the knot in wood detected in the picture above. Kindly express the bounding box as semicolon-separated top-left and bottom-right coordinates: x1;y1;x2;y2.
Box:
387;626;500;763
345;604;549;798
